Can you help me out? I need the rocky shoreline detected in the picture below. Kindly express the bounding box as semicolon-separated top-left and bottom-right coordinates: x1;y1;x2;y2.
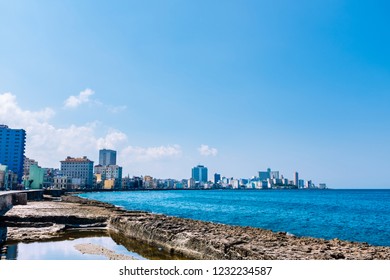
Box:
1;194;390;260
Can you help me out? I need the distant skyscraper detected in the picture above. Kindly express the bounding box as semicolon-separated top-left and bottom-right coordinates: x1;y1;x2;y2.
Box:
192;165;208;183
294;172;299;186
0;124;26;182
99;149;117;166
214;173;221;183
259;169;271;181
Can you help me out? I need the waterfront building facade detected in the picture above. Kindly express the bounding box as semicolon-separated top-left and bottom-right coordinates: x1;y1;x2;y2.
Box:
60;156;94;188
187;178;195;188
53;176;71;189
305;180;313;188
0;125;26;182
25;164;45;189
319;183;327;189
94;164;122;189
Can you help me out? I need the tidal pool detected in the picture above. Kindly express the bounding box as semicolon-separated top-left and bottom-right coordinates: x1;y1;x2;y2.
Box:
1;230;187;260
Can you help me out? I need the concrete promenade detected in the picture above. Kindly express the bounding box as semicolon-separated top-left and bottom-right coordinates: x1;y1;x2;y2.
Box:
0;190;44;216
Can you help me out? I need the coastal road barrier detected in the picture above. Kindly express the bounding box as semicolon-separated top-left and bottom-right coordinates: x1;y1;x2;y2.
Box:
0;190;44;216
0;193;12;216
12;193;27;205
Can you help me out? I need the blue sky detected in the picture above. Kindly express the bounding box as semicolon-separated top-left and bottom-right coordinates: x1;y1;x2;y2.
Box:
0;0;389;188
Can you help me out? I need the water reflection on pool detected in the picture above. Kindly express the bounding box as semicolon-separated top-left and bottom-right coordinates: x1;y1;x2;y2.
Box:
1;230;189;260
4;232;146;260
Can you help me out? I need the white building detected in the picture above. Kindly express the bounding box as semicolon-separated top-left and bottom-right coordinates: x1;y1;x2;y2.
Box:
60;156;94;188
53;176;71;189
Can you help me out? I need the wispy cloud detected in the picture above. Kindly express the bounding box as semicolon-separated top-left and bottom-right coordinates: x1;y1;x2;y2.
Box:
0;92;55;123
64;88;94;108
107;105;127;114
198;144;218;156
96;130;128;150
121;145;182;162
0;92;182;171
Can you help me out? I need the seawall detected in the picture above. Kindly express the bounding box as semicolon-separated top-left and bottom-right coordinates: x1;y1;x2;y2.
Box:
2;195;390;260
0;190;43;215
0;190;44;245
108;209;390;260
0;193;13;217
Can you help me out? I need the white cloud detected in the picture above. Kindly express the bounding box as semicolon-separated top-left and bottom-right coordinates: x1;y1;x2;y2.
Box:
0;92;55;124
107;105;127;114
0;92;183;172
64;88;94;108
97;130;128;150
121;145;182;162
0;92;103;166
198;144;218;156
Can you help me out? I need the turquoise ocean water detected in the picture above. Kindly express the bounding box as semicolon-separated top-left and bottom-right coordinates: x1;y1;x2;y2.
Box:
79;189;390;247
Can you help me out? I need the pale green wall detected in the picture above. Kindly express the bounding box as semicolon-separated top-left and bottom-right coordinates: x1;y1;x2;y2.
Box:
28;165;45;189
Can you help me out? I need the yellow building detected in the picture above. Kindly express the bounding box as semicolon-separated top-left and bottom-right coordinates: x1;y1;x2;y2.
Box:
104;179;115;189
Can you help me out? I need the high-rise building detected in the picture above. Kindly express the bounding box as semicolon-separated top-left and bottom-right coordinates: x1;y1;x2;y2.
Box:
305;180;312;188
294;172;299;186
99;149;117;166
258;170;270;181
192;165;208;183
60;156;94;188
96;149;122;189
214;173;221;183
0;125;26;182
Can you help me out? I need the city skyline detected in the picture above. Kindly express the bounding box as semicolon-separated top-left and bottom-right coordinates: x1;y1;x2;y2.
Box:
0;126;322;190
1;1;390;188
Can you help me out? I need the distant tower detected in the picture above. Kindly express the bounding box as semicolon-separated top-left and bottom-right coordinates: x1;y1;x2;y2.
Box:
214;173;221;183
259;168;271;181
99;149;117;166
294;172;299;187
192;165;208;183
0;124;26;182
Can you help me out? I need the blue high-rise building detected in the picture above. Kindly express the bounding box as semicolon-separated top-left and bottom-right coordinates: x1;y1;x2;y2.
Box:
0;124;26;183
192;165;208;183
99;149;117;166
214;173;221;183
258;170;270;181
